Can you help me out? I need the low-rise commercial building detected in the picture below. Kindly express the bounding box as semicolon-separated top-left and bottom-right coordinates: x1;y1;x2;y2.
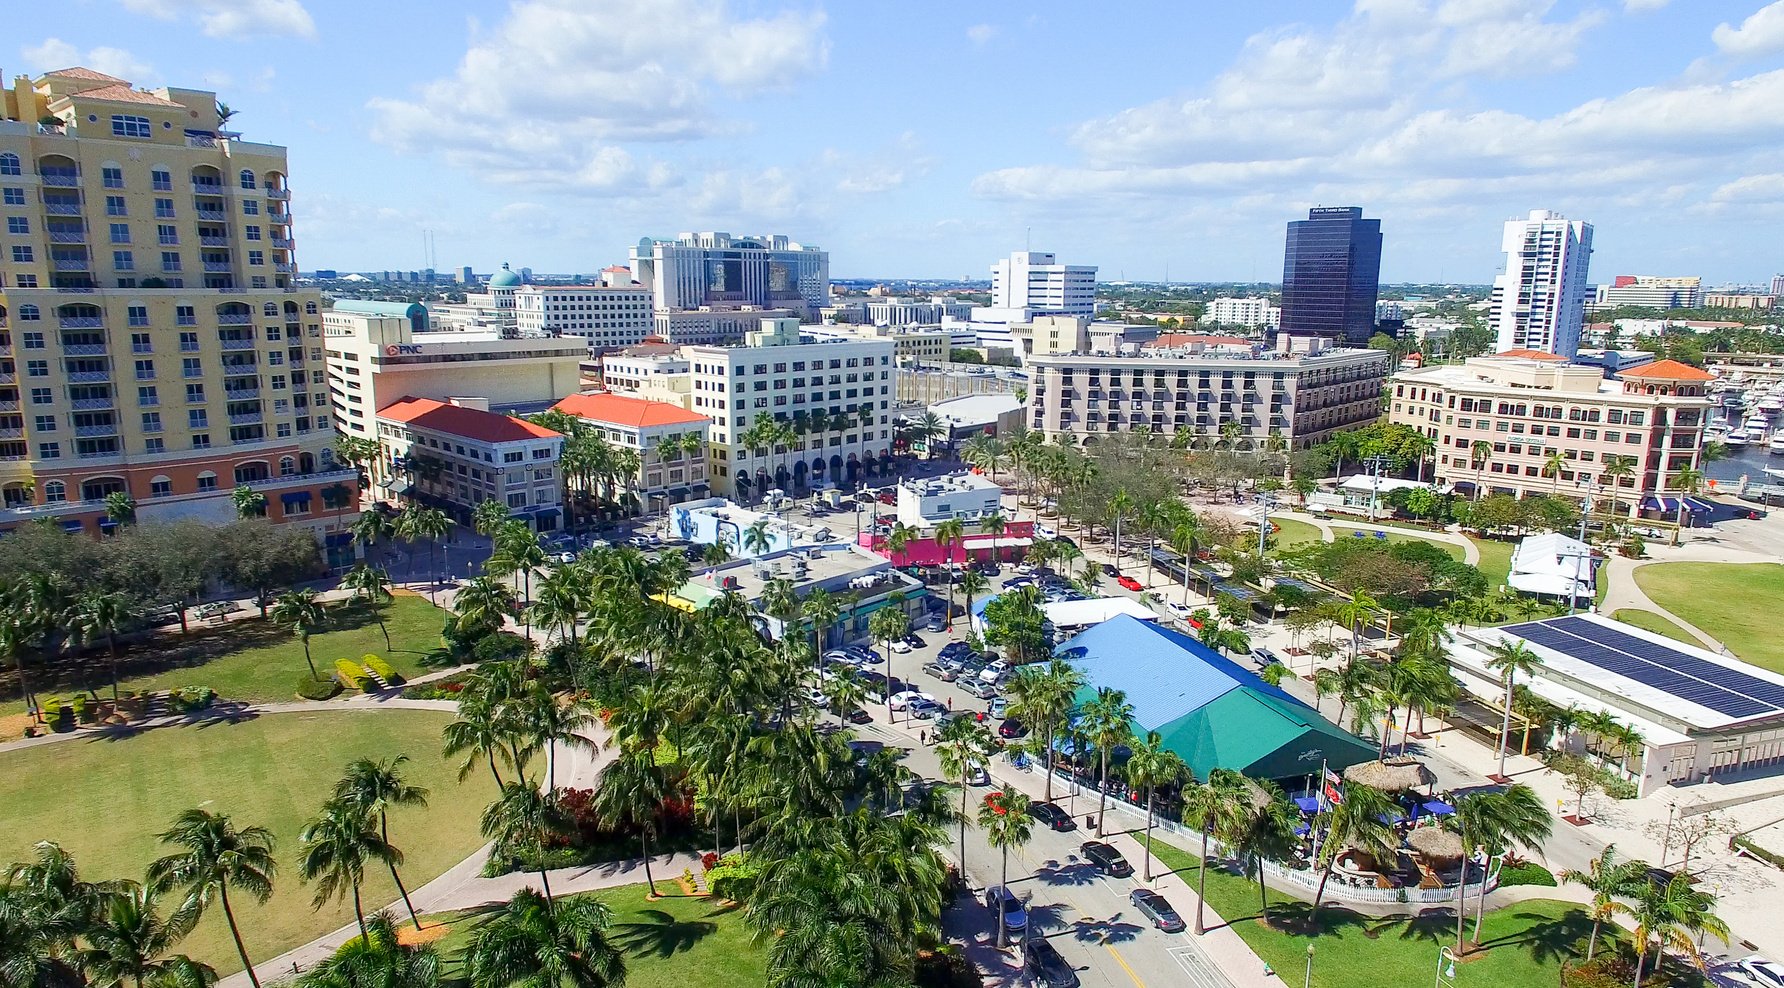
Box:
1387;353;1711;512
373;396;565;530
1590;276;1701;311
1204;297;1279;329
652;305;800;345
928;393;1025;445
1027;337;1388;449
551;391;711;513
668;542;928;646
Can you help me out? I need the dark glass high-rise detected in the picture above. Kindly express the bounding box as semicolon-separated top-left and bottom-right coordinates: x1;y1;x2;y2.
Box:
1279;206;1382;345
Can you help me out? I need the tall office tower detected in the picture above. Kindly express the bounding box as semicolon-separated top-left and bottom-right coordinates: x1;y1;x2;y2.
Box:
1278;206;1383;346
1490;209;1594;359
0;67;356;551
630;232;829;318
989;250;1097;317
1770;274;1784;298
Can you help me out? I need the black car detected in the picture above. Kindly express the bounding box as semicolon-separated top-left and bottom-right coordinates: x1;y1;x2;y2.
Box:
1100;563;1118;577
1030;802;1077;832
1080;841;1133;877
1128;887;1185;932
998;717;1028;739
843;707;872;725
1023;938;1079;988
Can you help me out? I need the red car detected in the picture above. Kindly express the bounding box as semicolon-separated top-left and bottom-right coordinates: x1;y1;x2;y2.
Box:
1117;575;1143;592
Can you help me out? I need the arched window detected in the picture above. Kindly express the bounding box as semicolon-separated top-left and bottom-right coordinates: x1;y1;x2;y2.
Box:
263;302;278;316
43;481;66;503
0;153;19;176
238;169;257;189
196;470;217;492
304;302;318;314
18;305;39;321
278;456;295;476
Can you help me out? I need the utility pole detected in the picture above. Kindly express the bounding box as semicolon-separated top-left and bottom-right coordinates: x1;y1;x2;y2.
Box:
1254;492;1278;563
1362;455;1392;522
1570;489;1592;616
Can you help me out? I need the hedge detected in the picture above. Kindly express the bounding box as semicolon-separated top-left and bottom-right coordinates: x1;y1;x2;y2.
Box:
1497;860;1557;888
334;658;369;690
167;686;216;712
363;654;402;686
296;676;343;701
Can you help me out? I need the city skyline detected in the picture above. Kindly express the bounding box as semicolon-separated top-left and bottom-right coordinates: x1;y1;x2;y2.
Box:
11;1;1784;282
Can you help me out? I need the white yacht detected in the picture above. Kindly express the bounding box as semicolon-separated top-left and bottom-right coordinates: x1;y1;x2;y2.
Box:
1769;432;1784;455
1759;392;1784;415
1724;426;1755;447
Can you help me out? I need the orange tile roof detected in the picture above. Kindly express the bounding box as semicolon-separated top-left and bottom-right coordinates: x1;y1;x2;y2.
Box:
553;392;708;429
1618;359;1715;381
44;67;129;83
1494;348;1567;361
69;84;183;107
376;397;562;444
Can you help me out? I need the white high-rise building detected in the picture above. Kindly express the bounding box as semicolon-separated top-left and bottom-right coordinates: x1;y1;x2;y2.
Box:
990;250;1096;317
629;233;829;318
1204;296;1278;329
1490;210;1594;359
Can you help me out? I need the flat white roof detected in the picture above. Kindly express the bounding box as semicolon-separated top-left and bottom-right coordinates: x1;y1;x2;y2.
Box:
1044;597;1158;628
1336;475;1445;494
1460;614;1784;732
928;392;1024;426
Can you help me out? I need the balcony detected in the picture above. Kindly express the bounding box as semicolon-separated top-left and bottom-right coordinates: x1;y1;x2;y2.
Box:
0;401;18;412
203;261;232;273
219;338;256;351
229;412;263;425
0;374;15;384
75;424;119;438
271;238;293;249
200;235;230;247
62;343;107;356
53;258;90;272
274;262;294;273
182;367;204;379
194;208;226;222
0;429;21;440
217;312;253;325
192;181;224;195
58;316;102;329
67;370;111;383
184;135;218;149
43;202;81;216
224;386;260;400
267;212;291;225
76;449;121;460
71;396;114;410
41;173;80;187
48;230;86;244
267;188;290;200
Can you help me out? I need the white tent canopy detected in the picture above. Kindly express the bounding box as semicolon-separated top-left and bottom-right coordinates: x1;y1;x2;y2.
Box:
1508;532;1597;598
1042;597;1158;629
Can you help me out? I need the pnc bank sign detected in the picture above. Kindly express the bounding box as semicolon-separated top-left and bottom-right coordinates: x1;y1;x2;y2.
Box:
384;344;424;356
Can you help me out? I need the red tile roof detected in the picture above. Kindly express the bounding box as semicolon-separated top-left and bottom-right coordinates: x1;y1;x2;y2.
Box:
69;84;183;107
376;397;562;444
1146;333;1251;347
1618;359;1715;381
1494;348;1567;361
44;67;129;83
553;392;708;429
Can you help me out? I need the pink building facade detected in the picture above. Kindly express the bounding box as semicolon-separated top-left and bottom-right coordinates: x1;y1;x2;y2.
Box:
858;520;1037;566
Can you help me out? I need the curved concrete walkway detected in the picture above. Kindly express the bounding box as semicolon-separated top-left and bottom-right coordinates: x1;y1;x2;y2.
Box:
1596;544;1776;653
1273;510;1482;565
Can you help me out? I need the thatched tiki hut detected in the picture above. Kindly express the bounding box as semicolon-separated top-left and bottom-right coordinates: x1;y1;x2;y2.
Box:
1343;757;1436;793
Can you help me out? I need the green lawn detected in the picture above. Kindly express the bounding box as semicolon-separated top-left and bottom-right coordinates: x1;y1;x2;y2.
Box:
1143;837;1609;988
429;885;767;988
7;594;451;713
1468;536;1516;590
0;709;495;974
1270;517;1324;554
1635;562;1784;672
1328;525;1465;561
1610;609;1701;646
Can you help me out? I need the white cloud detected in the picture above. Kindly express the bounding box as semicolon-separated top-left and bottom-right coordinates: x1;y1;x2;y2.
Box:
20;38;155;83
966;23;998;45
118;0;317;40
1714;2;1784;57
367;0;827;192
1623;0;1669;10
1708;172;1784;204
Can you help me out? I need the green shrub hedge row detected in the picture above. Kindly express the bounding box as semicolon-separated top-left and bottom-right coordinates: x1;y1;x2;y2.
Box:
334;658;369;690
364;655;402;686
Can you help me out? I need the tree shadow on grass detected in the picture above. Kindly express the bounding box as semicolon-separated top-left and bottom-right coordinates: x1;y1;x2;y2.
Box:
1477;910;1593;965
610;908;718;959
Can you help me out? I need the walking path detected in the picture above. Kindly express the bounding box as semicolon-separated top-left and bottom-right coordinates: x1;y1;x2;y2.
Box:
1594;541;1774;653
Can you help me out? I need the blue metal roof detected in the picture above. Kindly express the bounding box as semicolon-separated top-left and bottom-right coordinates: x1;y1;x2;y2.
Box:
1053;615;1307;731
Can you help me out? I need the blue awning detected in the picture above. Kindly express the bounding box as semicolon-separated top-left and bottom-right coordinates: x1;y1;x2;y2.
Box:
1421;800;1456;817
1293;795;1321;814
98;518;117;529
62;519;84;532
324;532;353;547
1684;496;1714;513
531;506;561;518
281;490;312;506
1644;495;1680;512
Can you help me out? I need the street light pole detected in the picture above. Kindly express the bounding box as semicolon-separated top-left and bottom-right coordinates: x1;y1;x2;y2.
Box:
1571;490;1592;616
1435;945;1458;988
1304;944;1315;988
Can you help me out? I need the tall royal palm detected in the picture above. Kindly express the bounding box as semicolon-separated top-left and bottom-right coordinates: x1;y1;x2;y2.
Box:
340;563;394;651
1453;784;1553;946
298;799;399;942
1561;844;1647;962
481;783;569;906
1124;732;1187;882
1230;780;1300;920
1007;659;1084;802
977;786;1034;948
334;757;430;930
73;591;133;704
514;685;599;792
1080;687;1135;835
1181;770;1249;934
146;809;277;988
1486;641;1543;779
271;589;328;681
590;748;676;898
464;889;623;988
935;715;995;873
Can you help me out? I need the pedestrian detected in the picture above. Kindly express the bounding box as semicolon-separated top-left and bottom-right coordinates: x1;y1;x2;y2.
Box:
947;696;953;710
919;729;927;745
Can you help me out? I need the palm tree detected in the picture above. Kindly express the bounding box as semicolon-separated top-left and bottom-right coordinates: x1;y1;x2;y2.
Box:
351;510;392;555
489;521;547;627
590;748;676;898
1601;454;1637;517
514;686;598;792
1561;844;1647;962
1470;440;1493;502
103;491;137;527
294;910;440;988
825;665;868;725
333;757;429;930
452;576;517;639
701;542;730;566
298;799;400;942
957;569;990;627
232;484;266;519
464;889;623;988
444;690;517;788
1335;589;1379;672
1106;489;1135;574
472;499;511;545
340;564;394;651
1541;449;1569;499
977;786;1033;948
1080;687;1134;835
481;783;569;906
869;608;910;708
1007;659;1084;802
74;591;133;703
1630;873;1728;987
1230;781;1300;920
936;715;995;874
1486;641;1543;779
1668;465;1705;541
1456;784;1553;944
1309;782;1398;917
271;589;328;681
802;586;840;657
1124;732;1186;882
913;411;946;459
1181;770;1249;934
146;810;277;988
75;881;211;988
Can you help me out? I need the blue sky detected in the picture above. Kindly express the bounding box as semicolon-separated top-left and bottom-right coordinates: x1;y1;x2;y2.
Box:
14;0;1784;284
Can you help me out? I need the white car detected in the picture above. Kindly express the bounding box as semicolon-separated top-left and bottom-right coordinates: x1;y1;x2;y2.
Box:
889;639;913;654
888;690;936;711
802;686;830;709
1036;525;1057;540
1739;956;1784;988
1165;601;1195;622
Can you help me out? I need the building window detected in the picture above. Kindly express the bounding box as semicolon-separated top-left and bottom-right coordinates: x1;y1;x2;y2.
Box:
21;332;42;349
141;411;161;432
242;200;258;215
11;246;32;263
247;250;263;266
30;387;51;405
176;306;196;326
33;415;55;432
245;225;260;241
107;222;129;243
113;250;133;271
6;217;27;235
151;168;172;190
26;360;47;378
196;472;216;491
161;252;181;272
135;359;155;380
106;195;127;216
157;224;178;245
110;116;151;139
0;154;19;176
149;476;172;497
185;383;204;402
191;433;211;450
138;385;158;406
2;187;22;205
101;165;126;186
39;443;60;460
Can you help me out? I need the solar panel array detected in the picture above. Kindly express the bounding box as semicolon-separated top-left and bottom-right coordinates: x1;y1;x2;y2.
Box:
1502;616;1784;720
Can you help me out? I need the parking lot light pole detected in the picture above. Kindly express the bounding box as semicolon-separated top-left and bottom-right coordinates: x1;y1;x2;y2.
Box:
1304;944;1315;988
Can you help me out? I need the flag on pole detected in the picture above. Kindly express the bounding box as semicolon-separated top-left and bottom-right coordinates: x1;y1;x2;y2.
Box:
1323;767;1344;806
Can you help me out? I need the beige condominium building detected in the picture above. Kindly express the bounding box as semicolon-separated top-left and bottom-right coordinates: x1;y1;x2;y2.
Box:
1387;351;1711;513
373;396;565;531
0;67;356;556
1027;336;1389;449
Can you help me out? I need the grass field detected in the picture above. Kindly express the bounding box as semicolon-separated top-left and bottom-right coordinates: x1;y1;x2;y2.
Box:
1634;562;1784;672
6;594;451;714
1468;536;1516;590
1270;517;1324;554
1143;838;1612;988
1610;608;1701;646
0;709;494;974
429;885;767;988
1327;525;1466;561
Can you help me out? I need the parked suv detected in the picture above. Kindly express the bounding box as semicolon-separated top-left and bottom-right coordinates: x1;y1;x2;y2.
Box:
982;885;1028;936
1080;840;1133;877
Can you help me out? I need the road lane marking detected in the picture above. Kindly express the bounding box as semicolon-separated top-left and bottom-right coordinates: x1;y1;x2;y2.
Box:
1167;945;1235;988
1104;942;1148;988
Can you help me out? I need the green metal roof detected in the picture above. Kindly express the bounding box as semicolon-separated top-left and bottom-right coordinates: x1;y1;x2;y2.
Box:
1148;687;1378;782
331;299;427;319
